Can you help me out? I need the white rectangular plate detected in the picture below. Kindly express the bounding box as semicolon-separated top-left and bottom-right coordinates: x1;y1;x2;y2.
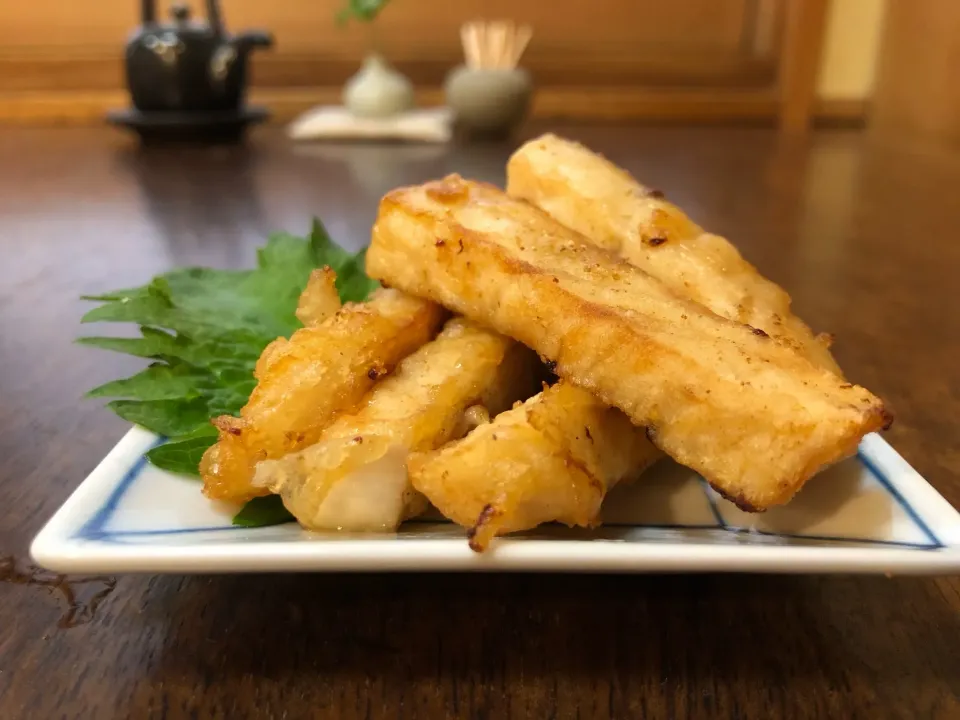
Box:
31;427;960;574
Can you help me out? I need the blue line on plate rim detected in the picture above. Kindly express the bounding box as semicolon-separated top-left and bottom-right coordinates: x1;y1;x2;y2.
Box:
717;526;937;550
73;435;944;551
80;524;260;539
80;523;941;550
857;448;941;548
75;441;161;541
697;476;727;528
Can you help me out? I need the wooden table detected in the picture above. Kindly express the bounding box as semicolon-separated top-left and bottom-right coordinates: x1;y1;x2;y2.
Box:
0;125;957;719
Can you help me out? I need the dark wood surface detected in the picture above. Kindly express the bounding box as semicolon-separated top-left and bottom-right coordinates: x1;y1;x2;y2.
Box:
0;124;958;719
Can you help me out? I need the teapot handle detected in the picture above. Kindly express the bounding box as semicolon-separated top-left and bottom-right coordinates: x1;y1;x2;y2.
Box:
205;0;224;36
140;0;156;24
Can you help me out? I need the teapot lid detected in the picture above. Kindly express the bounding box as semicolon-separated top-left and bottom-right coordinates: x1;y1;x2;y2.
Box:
147;3;219;42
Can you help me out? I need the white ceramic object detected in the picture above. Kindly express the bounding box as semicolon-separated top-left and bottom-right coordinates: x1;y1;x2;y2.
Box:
31;427;960;574
287;106;452;143
343;54;414;119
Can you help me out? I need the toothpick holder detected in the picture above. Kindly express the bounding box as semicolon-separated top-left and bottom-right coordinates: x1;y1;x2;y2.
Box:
444;66;532;140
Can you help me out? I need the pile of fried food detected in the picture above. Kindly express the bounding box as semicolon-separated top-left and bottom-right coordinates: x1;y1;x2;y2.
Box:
199;134;891;552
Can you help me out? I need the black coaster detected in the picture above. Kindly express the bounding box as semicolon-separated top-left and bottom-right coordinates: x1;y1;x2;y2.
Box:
106;106;269;144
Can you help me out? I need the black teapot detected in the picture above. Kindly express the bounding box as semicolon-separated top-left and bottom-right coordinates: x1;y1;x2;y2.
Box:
125;0;273;112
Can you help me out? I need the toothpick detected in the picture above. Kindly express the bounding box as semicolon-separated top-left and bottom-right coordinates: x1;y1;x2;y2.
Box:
490;21;506;70
460;23;474;68
462;20;532;71
503;20;517;69
464;21;481;69
513;25;532;68
475;22;485;69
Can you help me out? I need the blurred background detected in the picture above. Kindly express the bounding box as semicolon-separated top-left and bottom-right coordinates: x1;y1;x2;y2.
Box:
0;0;949;138
3;5;960;717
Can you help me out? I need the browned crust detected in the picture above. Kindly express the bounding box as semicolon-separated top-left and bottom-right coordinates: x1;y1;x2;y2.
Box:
368;176;890;511
413;382;658;551
506;134;845;376
710;484;763;513
467;504;500;552
200;290;446;503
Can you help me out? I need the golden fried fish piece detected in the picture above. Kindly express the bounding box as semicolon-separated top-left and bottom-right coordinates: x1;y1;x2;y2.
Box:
253;318;541;531
201;288;446;503
507;133;841;373
295;266;341;327
366;175;890;511
410;382;660;552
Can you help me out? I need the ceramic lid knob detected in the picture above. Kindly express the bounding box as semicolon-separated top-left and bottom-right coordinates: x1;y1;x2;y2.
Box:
170;3;191;22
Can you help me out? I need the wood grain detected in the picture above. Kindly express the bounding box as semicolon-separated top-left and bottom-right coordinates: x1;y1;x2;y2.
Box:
0;51;777;94
0;0;829;125
0;0;763;88
0;125;957;718
0;0;752;53
0;88;867;125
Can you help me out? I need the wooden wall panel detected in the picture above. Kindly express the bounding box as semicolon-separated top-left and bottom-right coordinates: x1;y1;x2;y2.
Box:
0;0;777;96
0;0;751;53
0;0;849;127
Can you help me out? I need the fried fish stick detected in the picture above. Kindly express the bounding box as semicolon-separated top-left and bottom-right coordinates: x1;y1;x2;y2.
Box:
201;288;446;503
296;266;341;327
507;133;840;374
410;382;660;551
252;268;342;373
366;175;890;511
253;318;541;531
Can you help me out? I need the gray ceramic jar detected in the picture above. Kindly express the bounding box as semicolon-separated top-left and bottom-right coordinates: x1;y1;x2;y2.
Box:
444;66;532;139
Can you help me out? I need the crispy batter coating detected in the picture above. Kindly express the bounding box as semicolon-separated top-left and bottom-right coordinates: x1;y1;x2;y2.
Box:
200;289;446;503
295;266;341;327
253;318;541;531
507;133;841;373
366;175;890;511
409;382;660;551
